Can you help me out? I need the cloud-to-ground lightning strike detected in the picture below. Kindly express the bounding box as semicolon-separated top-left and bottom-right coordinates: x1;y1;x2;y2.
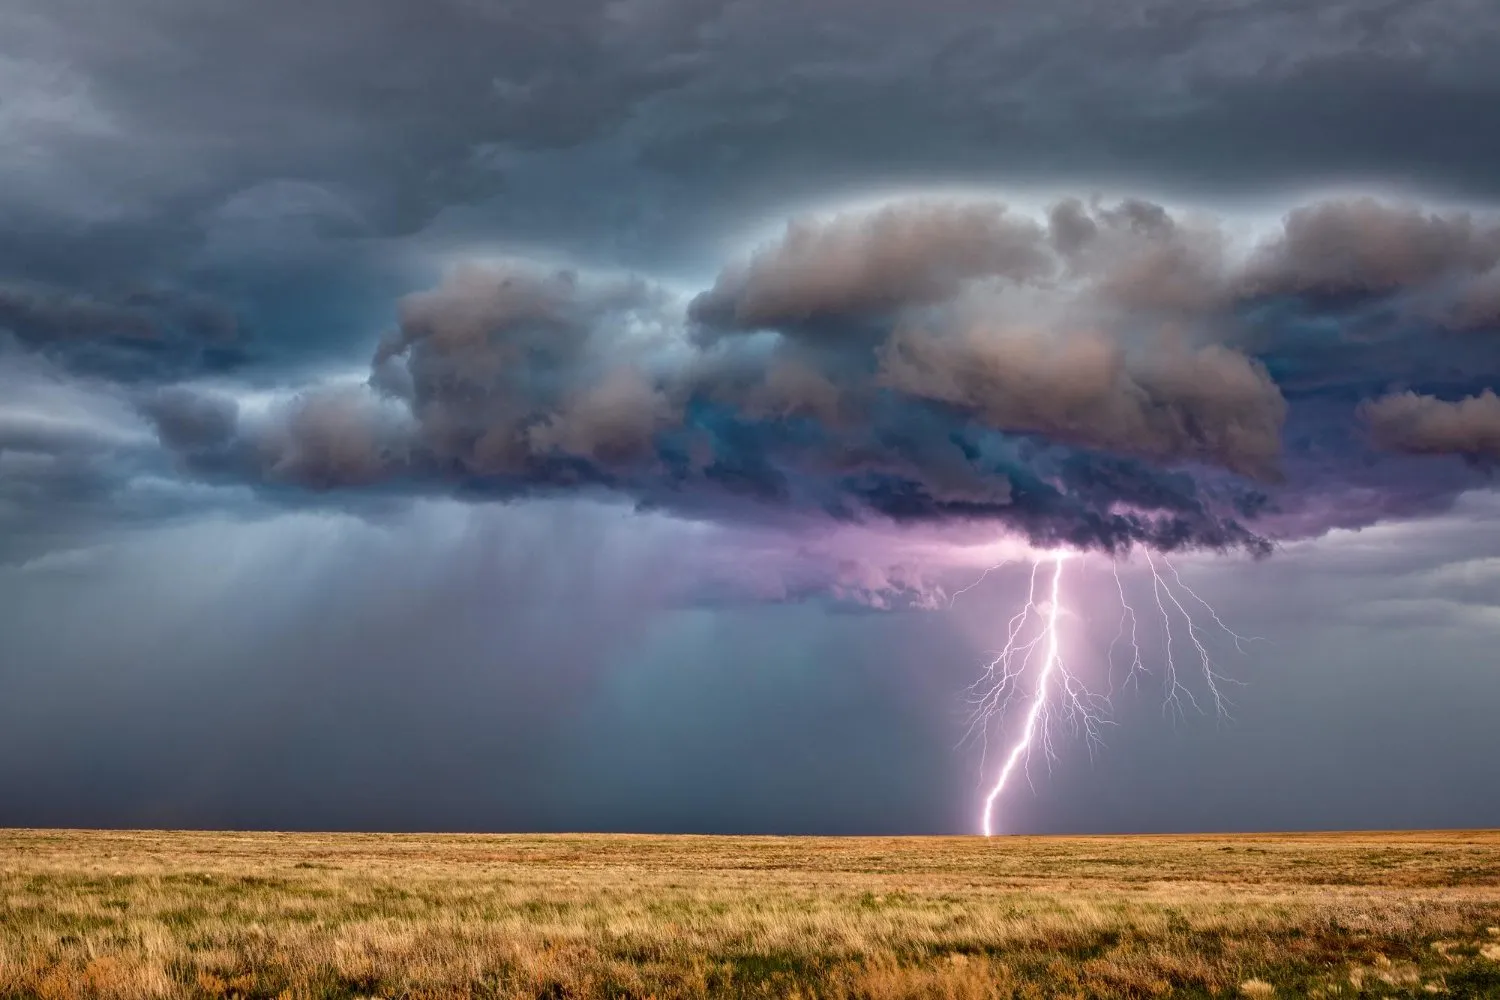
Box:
979;553;1068;838
969;550;1260;837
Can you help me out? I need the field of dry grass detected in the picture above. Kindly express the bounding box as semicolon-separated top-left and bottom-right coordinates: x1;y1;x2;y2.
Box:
2;829;1499;999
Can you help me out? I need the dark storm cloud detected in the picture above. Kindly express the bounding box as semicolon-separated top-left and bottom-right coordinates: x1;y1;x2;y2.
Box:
876;331;1284;481
121;192;1500;560
5;0;1500;378
0;0;722;383
0;0;714;237
598;0;1500;262
688;202;1053;334
6;0;1500;287
0;283;157;343
0;350;267;566
136;203;1305;556
1361;389;1500;459
0;279;248;383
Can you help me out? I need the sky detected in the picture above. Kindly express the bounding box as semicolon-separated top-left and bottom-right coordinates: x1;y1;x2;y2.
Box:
3;0;1500;835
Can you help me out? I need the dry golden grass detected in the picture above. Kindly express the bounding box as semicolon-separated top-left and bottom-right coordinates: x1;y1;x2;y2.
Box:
3;829;1500;999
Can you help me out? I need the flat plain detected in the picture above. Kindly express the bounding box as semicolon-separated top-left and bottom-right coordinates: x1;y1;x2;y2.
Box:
2;829;1499;999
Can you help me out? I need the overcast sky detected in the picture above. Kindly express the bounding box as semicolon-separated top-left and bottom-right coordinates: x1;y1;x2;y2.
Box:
3;0;1500;835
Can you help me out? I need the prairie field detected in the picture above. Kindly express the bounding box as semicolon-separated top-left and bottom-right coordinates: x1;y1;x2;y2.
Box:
2;829;1499;1000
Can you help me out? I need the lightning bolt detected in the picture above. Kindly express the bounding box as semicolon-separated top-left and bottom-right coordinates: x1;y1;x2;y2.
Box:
948;559;1010;608
979;552;1069;838
970;548;1256;837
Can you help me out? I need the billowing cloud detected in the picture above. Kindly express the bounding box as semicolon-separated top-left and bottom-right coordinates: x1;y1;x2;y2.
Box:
1361;389;1500;460
255;388;413;489
878;328;1285;480
371;261;680;474
126;200;1323;556
122;192;1500;563
0;0;1498;587
1240;198;1500;303
689;201;1052;334
528;368;679;465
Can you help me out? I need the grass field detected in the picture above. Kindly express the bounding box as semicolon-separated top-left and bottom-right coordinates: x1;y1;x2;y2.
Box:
2;829;1499;999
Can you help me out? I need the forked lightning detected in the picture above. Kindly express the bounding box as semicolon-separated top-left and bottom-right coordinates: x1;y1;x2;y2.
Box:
961;551;1261;836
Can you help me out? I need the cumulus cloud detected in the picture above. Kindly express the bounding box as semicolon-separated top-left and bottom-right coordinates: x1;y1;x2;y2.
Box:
527;368;678;465
689;202;1052;334
1052;199;1233;317
1240;198;1500;302
878;328;1285;480
1362;389;1500;460
127;198;1308;557
31;190;1500;570
254;388;412;488
372;261;680;476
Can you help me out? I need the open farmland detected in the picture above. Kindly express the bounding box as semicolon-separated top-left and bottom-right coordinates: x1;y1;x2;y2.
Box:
2;829;1499;999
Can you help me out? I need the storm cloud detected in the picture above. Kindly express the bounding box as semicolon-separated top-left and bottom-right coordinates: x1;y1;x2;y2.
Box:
688;201;1053;333
115;194;1500;564
1362;389;1500;460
